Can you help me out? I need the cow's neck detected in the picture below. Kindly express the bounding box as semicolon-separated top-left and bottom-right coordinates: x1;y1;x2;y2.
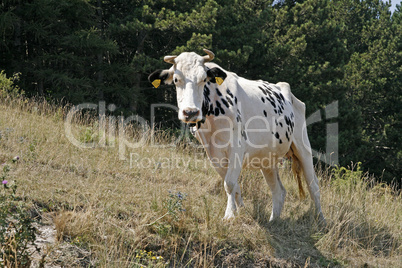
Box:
200;80;237;127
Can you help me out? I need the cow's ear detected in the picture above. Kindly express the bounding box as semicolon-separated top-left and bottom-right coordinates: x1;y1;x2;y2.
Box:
148;69;173;88
207;67;227;85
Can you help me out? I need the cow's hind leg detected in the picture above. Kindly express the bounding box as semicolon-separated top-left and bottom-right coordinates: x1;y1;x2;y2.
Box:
290;94;326;223
261;167;286;221
291;143;325;223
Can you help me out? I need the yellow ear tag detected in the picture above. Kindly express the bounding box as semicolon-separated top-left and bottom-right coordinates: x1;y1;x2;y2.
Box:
152;79;161;88
215;77;224;85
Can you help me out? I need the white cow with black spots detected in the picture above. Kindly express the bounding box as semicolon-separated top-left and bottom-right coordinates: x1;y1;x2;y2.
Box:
149;49;325;222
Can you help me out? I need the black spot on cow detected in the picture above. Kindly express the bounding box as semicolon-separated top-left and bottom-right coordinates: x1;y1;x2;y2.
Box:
274;132;280;139
202;101;208;118
203;87;211;102
263;84;273;94
263;110;267;117
284;115;291;126
216;100;225;114
275;119;278;126
279;122;283;127
266;97;276;108
204;86;210;95
273;91;280;100
279;139;282;144
226;88;234;98
226;96;233;106
261;97;265;103
237;109;241;115
234;96;238;104
216;88;222;96
215;107;220;116
274;110;277;114
241;130;248;140
208;104;214;116
285;131;290;141
259;86;267;95
221;98;230;108
273;91;285;107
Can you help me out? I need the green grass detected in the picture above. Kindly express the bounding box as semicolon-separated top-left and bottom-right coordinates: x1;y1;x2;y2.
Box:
0;97;400;267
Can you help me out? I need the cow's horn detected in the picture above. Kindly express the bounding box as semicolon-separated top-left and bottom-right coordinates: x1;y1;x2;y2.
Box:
164;55;177;64
203;49;215;62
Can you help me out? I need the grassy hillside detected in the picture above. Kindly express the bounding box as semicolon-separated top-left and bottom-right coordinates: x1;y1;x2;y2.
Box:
0;97;401;267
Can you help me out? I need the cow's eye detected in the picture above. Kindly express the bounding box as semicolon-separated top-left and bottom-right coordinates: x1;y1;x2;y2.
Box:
204;78;207;82
174;78;178;83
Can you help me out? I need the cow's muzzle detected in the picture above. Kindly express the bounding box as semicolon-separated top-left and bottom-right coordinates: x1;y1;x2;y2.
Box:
182;108;200;123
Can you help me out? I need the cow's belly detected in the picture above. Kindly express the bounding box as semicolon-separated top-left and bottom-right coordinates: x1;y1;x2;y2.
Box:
241;139;290;170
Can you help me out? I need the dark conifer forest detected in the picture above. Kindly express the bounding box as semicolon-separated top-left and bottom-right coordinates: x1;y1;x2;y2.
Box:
1;0;401;184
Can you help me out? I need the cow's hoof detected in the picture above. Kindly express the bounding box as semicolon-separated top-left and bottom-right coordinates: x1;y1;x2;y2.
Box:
222;213;236;221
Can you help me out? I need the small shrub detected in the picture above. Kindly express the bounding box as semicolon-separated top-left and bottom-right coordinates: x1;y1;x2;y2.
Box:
0;159;38;268
0;71;24;99
163;191;187;222
331;162;366;192
147;191;187;237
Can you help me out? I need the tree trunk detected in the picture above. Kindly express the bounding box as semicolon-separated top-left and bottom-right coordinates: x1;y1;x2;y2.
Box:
97;0;104;100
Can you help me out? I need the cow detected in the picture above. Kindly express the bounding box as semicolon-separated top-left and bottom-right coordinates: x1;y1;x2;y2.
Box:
149;49;325;222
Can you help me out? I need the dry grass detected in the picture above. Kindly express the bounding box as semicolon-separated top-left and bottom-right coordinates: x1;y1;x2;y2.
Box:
0;97;401;267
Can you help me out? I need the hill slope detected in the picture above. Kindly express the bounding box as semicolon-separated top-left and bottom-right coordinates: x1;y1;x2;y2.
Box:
0;98;400;267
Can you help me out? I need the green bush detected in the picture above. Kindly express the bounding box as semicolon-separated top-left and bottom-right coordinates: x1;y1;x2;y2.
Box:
0;71;24;99
331;162;366;192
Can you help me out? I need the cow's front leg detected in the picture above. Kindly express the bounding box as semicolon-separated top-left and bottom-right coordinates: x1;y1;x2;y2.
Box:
261;167;286;221
223;152;244;220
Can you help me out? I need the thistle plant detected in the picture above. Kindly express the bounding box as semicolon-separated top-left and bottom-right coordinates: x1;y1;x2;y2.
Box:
164;191;187;222
146;191;187;235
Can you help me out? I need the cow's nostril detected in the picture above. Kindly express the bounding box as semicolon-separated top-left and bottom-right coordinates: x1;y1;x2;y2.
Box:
183;109;200;119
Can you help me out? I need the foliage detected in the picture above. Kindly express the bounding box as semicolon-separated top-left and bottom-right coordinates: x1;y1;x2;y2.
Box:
0;159;38;268
0;0;400;184
163;191;187;222
331;162;365;191
0;71;23;99
148;191;187;237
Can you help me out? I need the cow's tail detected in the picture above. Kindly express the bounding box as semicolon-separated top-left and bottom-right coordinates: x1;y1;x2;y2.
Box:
289;146;306;200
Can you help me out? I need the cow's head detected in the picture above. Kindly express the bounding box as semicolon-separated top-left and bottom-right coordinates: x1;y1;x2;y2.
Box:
149;49;227;123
